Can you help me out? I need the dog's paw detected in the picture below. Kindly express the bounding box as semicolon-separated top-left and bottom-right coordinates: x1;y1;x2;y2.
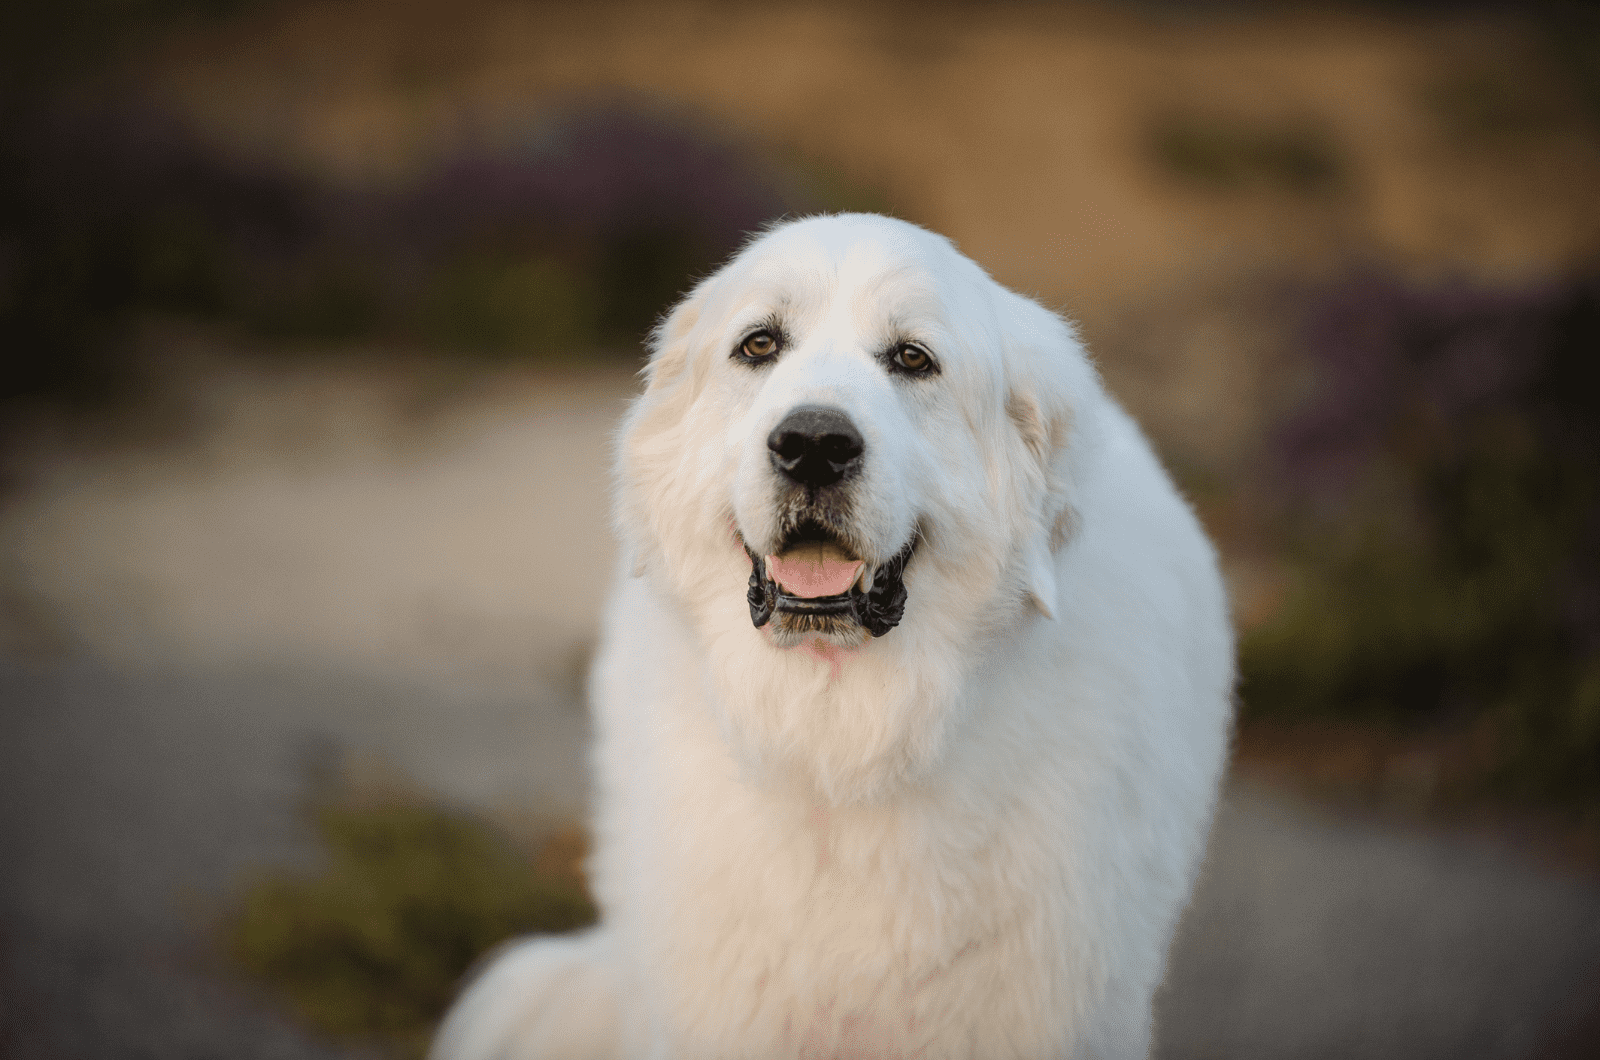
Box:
429;929;620;1060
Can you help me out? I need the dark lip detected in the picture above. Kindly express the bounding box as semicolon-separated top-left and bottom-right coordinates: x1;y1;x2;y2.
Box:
741;529;916;638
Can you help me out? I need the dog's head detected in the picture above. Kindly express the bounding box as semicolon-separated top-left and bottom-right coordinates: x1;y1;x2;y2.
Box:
617;214;1106;802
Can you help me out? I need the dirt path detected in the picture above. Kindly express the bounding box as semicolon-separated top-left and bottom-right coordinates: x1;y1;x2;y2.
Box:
3;356;1597;1059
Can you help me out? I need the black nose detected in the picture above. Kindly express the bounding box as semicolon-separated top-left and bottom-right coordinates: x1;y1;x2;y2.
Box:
767;405;864;489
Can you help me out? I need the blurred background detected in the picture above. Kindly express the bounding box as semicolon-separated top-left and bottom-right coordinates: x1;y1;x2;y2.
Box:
2;1;1599;1057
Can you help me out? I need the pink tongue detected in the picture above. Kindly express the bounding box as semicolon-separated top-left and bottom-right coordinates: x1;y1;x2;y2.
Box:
767;551;863;599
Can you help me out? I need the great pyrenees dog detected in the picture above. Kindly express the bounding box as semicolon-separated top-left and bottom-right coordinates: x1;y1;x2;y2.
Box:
432;214;1233;1060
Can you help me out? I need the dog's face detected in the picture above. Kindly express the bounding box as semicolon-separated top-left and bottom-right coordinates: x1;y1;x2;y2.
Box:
618;215;1103;802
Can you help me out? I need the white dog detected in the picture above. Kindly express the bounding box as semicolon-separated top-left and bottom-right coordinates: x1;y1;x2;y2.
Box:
432;215;1233;1060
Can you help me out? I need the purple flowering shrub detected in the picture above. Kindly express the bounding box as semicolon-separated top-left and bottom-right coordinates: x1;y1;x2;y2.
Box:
1241;272;1600;804
0;100;883;403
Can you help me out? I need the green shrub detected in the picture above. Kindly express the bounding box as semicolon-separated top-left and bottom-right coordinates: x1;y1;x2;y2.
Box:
1152;115;1342;193
228;798;595;1057
1240;275;1600;810
414;254;599;356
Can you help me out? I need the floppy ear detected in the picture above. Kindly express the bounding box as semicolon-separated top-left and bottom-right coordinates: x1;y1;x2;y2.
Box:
619;279;714;579
642;278;707;395
1020;522;1059;620
1006;387;1068;619
1002;297;1101;619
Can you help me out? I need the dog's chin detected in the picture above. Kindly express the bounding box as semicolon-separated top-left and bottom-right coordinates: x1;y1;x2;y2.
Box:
742;519;915;644
765;611;870;650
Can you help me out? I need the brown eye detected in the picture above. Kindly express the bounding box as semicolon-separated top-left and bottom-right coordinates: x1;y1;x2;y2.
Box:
740;330;780;360
892;342;933;372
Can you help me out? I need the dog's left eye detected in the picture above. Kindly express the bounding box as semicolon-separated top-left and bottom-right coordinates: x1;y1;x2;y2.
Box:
738;330;782;362
891;342;936;374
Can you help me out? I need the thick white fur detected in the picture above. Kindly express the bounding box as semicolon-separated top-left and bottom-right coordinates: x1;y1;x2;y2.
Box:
431;215;1234;1060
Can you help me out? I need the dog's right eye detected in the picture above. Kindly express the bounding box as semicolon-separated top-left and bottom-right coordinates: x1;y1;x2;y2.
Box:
737;330;782;363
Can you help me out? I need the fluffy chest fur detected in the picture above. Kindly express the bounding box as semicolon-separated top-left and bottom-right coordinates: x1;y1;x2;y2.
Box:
592;578;1090;1059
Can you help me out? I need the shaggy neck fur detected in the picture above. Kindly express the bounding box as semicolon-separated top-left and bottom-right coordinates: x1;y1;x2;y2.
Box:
630;516;1037;805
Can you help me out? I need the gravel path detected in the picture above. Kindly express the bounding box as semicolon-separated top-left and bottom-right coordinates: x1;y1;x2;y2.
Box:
2;358;1596;1059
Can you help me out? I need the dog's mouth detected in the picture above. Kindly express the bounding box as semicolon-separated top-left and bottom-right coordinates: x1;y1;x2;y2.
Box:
743;520;915;639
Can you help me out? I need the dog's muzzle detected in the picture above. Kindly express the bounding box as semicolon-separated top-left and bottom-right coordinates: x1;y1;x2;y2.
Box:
744;539;913;638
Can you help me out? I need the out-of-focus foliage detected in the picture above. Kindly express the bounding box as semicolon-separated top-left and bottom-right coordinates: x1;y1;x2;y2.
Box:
0;99;881;405
1544;4;1600;124
1241;273;1600;807
0;105;321;402
228;797;594;1058
0;0;260;94
1152;114;1343;194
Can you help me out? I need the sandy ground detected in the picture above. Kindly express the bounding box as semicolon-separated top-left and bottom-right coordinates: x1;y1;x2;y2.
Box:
3;355;1599;1059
